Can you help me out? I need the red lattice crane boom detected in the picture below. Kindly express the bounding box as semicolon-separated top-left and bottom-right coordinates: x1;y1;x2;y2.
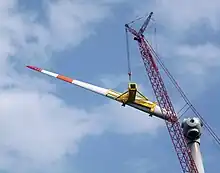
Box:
125;12;199;173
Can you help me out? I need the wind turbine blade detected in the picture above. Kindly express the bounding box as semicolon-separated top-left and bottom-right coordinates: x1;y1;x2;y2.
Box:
26;65;169;121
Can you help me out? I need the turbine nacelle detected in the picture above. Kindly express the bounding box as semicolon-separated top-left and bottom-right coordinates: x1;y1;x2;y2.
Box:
182;117;203;142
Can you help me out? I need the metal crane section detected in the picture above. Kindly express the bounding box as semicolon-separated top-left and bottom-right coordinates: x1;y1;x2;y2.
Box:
26;65;169;121
125;12;199;173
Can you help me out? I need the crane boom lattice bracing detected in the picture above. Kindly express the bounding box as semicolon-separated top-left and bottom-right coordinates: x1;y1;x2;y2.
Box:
125;12;199;173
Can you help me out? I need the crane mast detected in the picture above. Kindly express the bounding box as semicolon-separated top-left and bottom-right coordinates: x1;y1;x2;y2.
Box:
125;12;199;173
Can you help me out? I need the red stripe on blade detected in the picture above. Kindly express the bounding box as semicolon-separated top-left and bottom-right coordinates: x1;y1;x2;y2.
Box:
26;65;42;72
57;74;73;83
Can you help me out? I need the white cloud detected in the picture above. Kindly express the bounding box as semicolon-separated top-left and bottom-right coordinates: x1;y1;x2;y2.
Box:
95;101;164;135
99;74;128;89
0;88;163;172
135;0;220;32
0;0;163;172
45;0;111;51
0;0;127;68
176;43;220;68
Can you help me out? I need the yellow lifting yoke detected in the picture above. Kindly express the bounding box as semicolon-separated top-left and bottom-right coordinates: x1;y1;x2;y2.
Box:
116;83;149;106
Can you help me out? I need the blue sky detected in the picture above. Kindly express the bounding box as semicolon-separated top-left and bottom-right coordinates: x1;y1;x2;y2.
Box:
0;0;219;173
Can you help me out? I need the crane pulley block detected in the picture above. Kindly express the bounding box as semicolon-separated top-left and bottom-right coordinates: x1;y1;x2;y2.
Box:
115;82;150;107
127;83;137;102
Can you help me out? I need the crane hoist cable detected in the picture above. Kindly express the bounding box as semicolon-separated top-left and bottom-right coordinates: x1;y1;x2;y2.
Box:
154;27;158;53
125;27;132;81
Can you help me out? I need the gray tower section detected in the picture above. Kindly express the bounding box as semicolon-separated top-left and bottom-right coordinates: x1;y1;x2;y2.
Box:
181;117;205;173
